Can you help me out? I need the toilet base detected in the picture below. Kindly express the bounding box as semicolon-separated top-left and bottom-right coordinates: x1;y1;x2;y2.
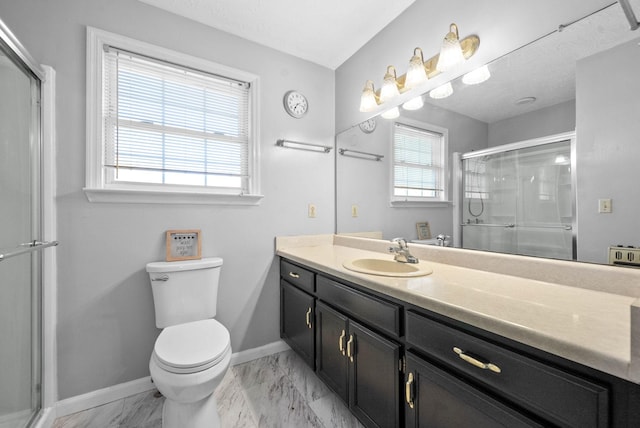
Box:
162;393;220;428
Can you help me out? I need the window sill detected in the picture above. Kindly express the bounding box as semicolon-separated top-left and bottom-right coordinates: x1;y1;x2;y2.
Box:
390;200;452;208
83;187;264;205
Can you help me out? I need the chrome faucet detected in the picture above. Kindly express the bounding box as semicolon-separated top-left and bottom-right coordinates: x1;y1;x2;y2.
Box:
389;237;419;264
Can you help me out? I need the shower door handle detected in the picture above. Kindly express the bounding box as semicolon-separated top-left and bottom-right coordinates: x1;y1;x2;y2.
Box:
0;240;59;262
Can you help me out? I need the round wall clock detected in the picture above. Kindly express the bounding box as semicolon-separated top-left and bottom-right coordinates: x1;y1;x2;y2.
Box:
359;118;377;134
283;90;308;118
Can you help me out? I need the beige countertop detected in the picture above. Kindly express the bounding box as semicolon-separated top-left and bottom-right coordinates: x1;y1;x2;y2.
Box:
276;234;640;384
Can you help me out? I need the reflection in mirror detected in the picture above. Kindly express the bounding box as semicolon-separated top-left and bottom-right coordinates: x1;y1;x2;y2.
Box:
336;2;640;265
460;135;575;261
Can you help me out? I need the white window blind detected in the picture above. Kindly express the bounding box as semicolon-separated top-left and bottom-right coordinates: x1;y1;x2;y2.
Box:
393;123;445;200
102;46;251;192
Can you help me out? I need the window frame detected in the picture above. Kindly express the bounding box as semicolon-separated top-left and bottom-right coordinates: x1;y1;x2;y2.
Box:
84;27;262;205
389;119;451;207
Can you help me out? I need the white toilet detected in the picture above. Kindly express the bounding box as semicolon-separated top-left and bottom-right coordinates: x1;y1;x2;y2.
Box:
146;257;232;428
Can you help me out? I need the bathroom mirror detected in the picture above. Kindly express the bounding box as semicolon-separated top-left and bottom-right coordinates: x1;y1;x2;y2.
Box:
336;2;640;265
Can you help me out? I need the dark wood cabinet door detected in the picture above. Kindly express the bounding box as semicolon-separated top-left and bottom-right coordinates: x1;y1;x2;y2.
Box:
280;280;315;369
405;352;544;428
316;301;349;402
349;320;401;428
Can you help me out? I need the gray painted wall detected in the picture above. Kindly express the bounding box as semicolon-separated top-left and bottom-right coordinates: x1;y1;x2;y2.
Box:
0;0;335;399
576;37;640;263
488;100;576;147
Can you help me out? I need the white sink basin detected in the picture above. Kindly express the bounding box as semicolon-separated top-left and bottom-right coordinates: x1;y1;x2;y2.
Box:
342;258;433;277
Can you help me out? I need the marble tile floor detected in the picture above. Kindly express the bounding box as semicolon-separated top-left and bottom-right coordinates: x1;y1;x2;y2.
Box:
53;350;365;428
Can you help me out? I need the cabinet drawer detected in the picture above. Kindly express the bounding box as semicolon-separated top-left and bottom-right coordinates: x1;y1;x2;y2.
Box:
406;310;609;428
280;259;315;293
317;276;401;337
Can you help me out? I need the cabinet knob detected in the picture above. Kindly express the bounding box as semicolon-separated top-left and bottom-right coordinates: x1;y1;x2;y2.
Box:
288;272;300;279
405;372;415;409
453;347;501;373
339;330;346;355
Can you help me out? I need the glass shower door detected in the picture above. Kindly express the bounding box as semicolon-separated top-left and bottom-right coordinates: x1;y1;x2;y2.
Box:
0;38;42;428
461;138;575;260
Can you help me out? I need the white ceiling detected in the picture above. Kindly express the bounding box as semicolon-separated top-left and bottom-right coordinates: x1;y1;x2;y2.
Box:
137;0;416;69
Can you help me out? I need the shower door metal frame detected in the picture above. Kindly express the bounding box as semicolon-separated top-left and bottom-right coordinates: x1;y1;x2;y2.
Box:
457;131;577;260
0;15;51;428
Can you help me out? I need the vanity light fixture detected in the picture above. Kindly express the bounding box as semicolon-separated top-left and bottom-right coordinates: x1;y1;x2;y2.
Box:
359;80;379;112
381;106;400;119
380;66;401;103
462;64;491;85
358;23;480;116
436;23;466;72
429;81;454;99
402;95;424;110
404;48;428;89
275;139;332;153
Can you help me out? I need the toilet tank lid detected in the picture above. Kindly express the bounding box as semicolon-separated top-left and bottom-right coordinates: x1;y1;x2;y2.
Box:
146;257;223;273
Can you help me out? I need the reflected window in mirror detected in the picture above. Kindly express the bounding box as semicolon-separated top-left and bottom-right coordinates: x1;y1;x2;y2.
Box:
392;121;448;204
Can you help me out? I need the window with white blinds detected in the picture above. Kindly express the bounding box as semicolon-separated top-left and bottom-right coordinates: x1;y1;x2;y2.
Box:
102;46;250;192
392;122;446;201
85;27;261;204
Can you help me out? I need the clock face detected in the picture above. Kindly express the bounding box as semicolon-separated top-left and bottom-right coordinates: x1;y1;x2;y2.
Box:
284;90;308;118
359;118;377;133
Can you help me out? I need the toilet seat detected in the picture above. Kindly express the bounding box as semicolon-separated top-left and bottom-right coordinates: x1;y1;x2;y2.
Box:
153;319;230;374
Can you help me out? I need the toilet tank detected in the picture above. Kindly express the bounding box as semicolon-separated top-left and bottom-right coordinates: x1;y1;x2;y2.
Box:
146;257;223;328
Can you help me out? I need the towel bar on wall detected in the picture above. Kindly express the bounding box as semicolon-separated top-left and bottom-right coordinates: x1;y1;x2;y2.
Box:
276;139;332;153
338;149;384;161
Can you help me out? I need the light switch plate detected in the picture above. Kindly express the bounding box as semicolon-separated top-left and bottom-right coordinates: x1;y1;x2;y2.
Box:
598;198;612;213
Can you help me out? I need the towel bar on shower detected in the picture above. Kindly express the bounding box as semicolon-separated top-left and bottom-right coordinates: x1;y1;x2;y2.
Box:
0;240;59;262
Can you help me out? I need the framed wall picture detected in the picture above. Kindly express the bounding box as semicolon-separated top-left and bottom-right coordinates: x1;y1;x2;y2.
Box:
416;222;431;240
166;229;202;261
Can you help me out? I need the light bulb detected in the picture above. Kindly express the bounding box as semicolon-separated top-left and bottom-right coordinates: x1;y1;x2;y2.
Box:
381;106;400;119
380;66;400;103
462;65;491;85
359;80;378;112
402;96;424;110
436;23;465;72
429;82;453;99
404;48;428;90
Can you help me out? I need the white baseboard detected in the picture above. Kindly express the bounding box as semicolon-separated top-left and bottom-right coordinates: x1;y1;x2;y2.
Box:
51;340;290;420
55;377;155;419
230;340;290;366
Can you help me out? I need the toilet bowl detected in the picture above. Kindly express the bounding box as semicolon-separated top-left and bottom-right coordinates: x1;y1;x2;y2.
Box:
149;319;231;427
146;258;231;428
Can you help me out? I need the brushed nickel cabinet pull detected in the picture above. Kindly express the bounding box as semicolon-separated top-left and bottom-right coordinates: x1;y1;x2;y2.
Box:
339;330;346;355
453;347;501;373
288;272;300;279
305;307;312;329
405;372;415;409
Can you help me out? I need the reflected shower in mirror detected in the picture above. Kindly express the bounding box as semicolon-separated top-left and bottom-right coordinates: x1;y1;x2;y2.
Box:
336;2;640;265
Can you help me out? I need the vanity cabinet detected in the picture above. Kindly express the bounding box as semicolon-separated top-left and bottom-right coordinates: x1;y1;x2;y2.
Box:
405;310;609;428
404;352;544;428
316;301;401;428
279;260;315;369
279;257;640;428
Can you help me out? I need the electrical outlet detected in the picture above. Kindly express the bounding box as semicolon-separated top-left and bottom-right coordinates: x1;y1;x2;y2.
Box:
351;205;359;217
598;198;612;213
308;204;317;218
